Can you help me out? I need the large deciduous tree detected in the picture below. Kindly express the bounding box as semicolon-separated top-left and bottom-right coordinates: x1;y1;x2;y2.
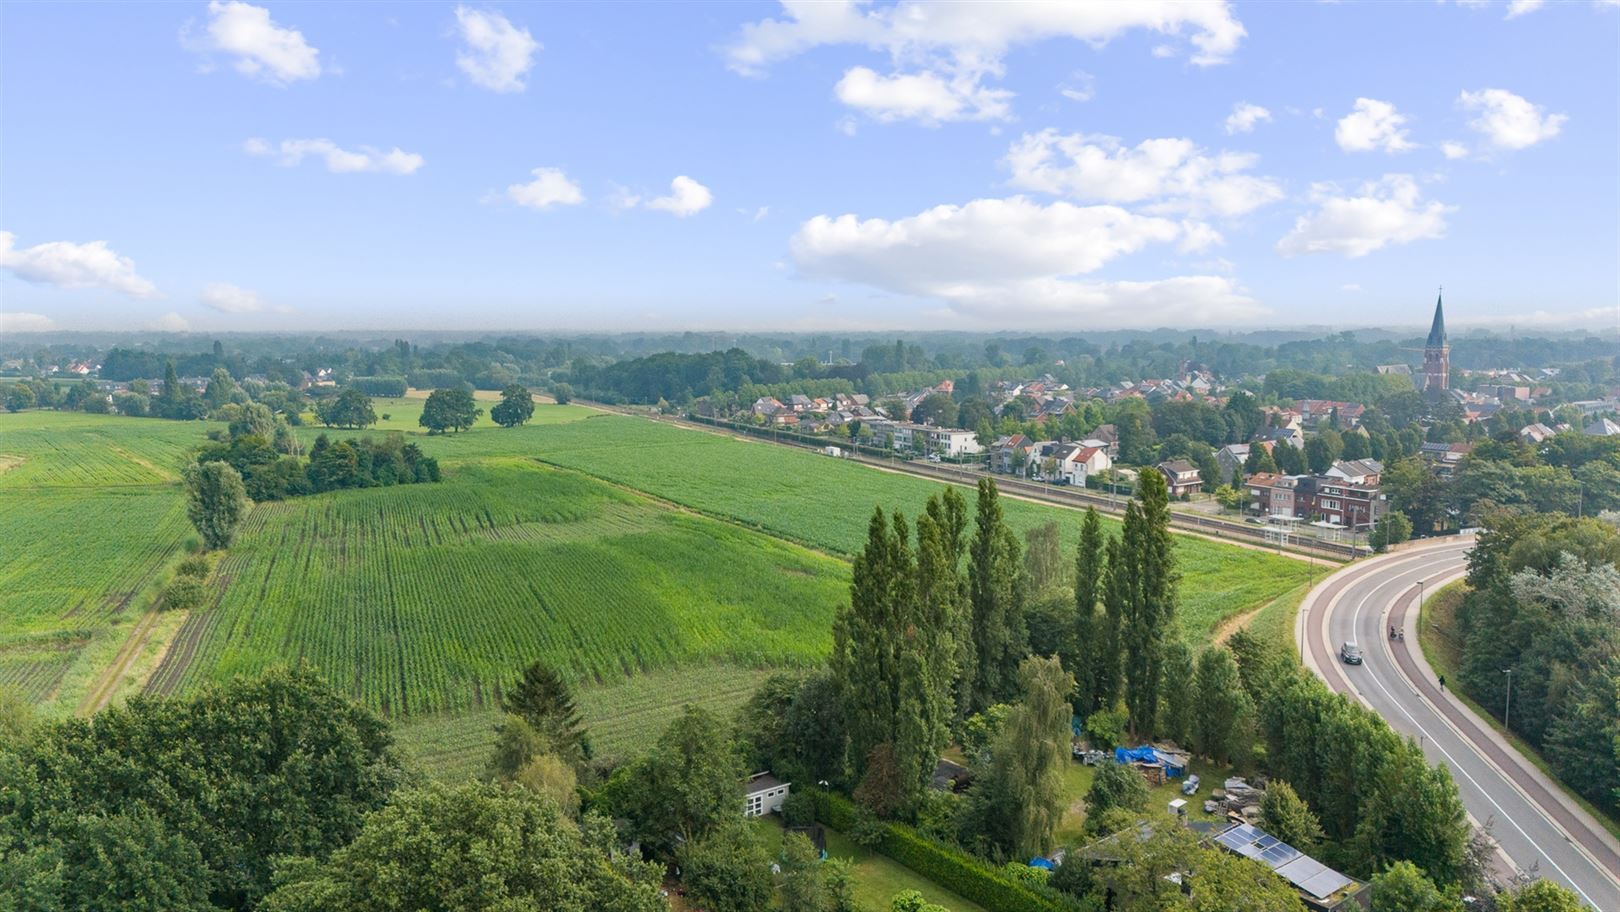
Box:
316;388;377;430
0;668;403;911
490;384;536;428
419;387;482;434
259;784;665;912
183;460;251;550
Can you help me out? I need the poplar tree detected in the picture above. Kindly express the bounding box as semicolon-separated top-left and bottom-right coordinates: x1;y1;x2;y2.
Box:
833;500;957;815
967;479;1026;712
1123;468;1177;738
1096;534;1129;712
1072;507;1104;715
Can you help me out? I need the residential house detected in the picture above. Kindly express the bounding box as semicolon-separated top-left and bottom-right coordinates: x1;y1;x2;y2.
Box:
991;434;1037;475
899;423;983;457
1155;459;1202;497
752;396;785;418
1296;400;1365;428
1518;422;1557;444
1087;424;1119;457
1419;442;1472;478
1258;426;1304;450
1043;443;1111;486
1323;459;1382;486
787;394;814;413
1248;473;1315;520
1314;477;1385;530
1215;443;1250;485
1584;417;1620;437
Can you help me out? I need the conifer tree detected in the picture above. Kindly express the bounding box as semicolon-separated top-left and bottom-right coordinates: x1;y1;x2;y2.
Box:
1096;534;1129;712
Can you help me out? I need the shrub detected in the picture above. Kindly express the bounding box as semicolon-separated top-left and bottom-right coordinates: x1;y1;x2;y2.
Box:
161;577;207;612
780;790;816;826
175;555;212;580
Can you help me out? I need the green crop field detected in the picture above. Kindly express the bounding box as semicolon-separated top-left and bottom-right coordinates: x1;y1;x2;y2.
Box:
4;403;1307;773
146;458;847;716
0;411;206;711
431;415;1312;642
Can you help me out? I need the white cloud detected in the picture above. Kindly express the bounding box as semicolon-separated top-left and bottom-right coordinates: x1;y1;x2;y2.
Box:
454;6;539;93
0;231;159;298
1335;98;1415;153
835;116;859;136
834;65;1009;123
149;312;191;332
244;138;424;174
1003;130;1284;218
1459;88;1566;150
0;312;56;332
1224;102;1271;134
1341;283;1362;292
1505;0;1545;17
1058;71;1095;103
505;167;585;210
199;282;265;313
725;1;1245;124
1276;175;1453;258
646;176;713;217
788;195;1260;324
187;1;320;86
1441;141;1470;160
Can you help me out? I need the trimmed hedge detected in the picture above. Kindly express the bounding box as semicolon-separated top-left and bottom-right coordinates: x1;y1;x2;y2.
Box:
348;376;408;397
808;791;1079;912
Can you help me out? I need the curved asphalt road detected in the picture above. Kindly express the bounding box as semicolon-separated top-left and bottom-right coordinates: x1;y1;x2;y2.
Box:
1299;539;1620;909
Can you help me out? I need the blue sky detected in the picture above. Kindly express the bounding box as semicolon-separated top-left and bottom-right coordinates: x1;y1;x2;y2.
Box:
2;0;1616;334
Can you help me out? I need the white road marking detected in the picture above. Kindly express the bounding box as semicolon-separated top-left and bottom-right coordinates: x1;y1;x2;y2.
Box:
1340;555;1600;909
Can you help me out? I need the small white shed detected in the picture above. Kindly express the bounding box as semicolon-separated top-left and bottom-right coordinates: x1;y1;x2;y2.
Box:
743;771;790;818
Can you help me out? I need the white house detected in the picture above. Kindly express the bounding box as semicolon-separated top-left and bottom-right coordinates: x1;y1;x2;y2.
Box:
744;772;790;818
1054;444;1111;486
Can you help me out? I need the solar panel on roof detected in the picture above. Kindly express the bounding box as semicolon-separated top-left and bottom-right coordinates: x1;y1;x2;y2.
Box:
1299;869;1354;899
1260;844;1302;867
1255;835;1280;850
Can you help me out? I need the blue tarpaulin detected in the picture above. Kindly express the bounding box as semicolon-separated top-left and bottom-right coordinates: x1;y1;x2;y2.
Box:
1114;746;1157;764
1113;745;1186;778
1028;857;1055;870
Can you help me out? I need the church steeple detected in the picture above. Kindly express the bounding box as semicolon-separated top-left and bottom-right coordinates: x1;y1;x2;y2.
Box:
1426;290;1447;348
1421;288;1450;393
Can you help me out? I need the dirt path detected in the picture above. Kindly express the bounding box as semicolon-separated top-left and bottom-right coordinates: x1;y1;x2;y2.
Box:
78;606;165;714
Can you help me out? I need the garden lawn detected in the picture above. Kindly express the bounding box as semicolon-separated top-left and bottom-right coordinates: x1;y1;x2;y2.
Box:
752;815;988;912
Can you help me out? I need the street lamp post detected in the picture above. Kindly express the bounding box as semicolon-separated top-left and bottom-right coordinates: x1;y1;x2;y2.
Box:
1503;667;1514;730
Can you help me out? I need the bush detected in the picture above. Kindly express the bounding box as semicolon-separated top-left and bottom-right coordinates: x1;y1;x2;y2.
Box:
161;578;207;612
780;790;816;826
175;555;212;580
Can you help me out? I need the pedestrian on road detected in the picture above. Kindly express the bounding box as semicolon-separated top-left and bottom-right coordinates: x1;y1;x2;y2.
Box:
1438;674;1446;691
